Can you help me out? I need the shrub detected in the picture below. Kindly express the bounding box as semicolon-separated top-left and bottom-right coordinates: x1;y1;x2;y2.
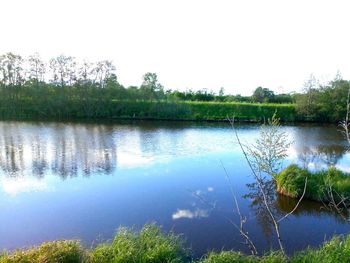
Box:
276;165;350;203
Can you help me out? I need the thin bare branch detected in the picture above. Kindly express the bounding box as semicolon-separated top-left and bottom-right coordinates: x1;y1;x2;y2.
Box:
219;160;258;255
278;177;308;223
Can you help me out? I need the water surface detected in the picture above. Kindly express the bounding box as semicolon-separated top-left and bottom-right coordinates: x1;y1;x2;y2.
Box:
0;120;349;256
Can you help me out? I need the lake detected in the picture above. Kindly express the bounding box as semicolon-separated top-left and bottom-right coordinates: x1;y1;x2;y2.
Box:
0;120;349;257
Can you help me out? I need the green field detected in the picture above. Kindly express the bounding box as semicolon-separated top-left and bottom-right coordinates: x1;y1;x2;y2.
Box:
0;99;297;122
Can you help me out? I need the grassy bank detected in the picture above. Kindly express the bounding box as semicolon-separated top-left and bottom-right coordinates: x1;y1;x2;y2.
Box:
2;224;350;263
276;164;350;203
0;99;297;122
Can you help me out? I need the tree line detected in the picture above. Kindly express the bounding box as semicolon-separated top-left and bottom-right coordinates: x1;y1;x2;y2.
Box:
0;52;294;103
0;52;349;122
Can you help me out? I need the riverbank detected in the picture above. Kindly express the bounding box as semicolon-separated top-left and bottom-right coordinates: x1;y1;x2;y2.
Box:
1;224;350;263
276;165;350;204
0;99;297;122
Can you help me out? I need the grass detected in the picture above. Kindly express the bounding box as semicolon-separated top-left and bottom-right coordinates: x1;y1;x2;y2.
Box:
290;235;350;263
199;251;286;263
2;224;350;263
276;164;350;203
89;224;188;263
0;240;85;263
0;98;297;122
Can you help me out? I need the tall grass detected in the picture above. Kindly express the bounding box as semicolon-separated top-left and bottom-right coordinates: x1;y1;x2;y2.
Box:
2;224;350;263
0;240;85;263
89;224;188;263
276;164;350;203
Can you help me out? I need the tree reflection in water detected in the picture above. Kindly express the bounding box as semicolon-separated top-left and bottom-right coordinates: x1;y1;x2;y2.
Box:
0;123;117;179
244;178;349;245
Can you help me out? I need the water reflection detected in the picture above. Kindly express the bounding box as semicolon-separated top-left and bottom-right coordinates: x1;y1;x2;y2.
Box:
291;125;349;169
0;122;348;181
276;194;349;222
297;145;346;169
244;180;283;240
244;178;350;247
0;123;117;179
172;209;210;220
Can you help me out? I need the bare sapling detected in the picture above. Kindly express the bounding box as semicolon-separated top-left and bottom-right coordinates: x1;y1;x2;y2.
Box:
229;114;307;255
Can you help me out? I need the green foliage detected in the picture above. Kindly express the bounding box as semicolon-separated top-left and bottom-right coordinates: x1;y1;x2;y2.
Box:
276;165;350;203
0;87;296;122
246;113;292;177
0;240;85;263
295;77;350;122
199;251;287;263
290;235;350;263
89;224;188;263
200;251;258;263
186;101;296;122
0;51;298;122
252;87;275;103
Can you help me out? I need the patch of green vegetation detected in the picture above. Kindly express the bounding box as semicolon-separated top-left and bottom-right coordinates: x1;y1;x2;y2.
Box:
199;251;286;263
186;101;296;122
2;225;350;263
0;240;85;263
276;164;350;203
0;98;296;122
290;235;350;263
89;224;188;263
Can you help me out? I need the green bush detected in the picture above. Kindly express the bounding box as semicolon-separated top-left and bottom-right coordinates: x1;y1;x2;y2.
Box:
276;165;350;203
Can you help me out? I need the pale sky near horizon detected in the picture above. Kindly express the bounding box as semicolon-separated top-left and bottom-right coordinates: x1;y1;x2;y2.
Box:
1;0;350;95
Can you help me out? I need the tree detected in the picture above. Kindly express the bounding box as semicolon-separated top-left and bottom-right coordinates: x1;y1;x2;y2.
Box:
0;52;24;86
49;55;76;87
231;114;306;254
296;74;319;120
77;60;94;85
252;87;275;103
27;53;46;83
140;72;164;101
93;60;116;88
219;87;225;96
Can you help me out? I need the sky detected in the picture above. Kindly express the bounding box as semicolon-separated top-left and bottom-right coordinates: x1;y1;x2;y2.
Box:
1;0;350;95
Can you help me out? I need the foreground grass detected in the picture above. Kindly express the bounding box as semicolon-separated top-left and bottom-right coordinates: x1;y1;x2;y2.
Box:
276;164;350;203
0;241;85;263
2;224;350;263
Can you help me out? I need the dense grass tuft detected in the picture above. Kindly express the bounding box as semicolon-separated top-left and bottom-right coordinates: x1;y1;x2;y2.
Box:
290;235;350;263
276;164;350;203
89;224;188;263
0;240;85;263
